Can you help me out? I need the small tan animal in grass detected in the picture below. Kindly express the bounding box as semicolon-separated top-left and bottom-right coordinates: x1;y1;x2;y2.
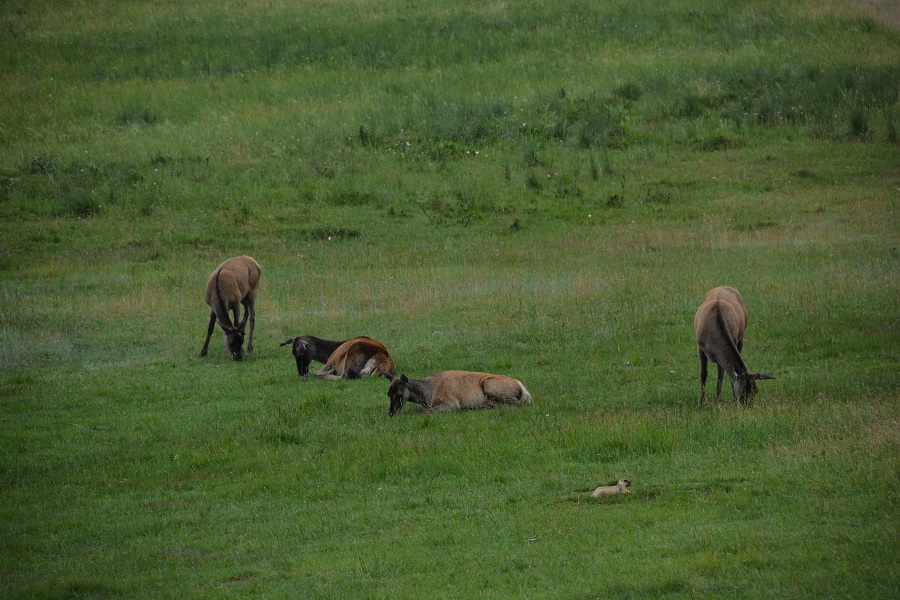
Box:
384;370;531;416
694;286;774;407
591;479;631;498
200;256;260;361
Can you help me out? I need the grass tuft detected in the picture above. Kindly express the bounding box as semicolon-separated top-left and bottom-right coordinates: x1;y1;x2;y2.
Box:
114;105;159;127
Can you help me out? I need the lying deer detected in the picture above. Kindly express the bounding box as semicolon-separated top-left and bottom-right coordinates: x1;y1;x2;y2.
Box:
200;255;260;361
384;370;531;416
280;335;395;379
694;286;774;406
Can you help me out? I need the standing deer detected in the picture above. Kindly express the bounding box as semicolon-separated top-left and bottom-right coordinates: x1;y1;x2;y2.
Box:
384;370;532;416
280;335;395;379
693;286;774;406
200;255;260;361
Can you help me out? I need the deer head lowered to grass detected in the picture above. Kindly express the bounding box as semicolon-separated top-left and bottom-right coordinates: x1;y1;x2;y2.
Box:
280;335;395;379
199;255;260;361
693;286;774;407
384;370;532;417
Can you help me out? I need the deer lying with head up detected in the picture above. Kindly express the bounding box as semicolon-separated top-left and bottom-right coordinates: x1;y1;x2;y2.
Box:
694;286;774;407
200;255;260;361
280;335;395;379
384;370;532;417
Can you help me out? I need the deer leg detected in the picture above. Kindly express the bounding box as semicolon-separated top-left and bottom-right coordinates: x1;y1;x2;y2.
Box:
698;350;708;408
484;387;523;407
242;297;256;352
313;364;337;378
715;364;724;404
200;312;216;357
735;339;745;403
341;360;362;379
241;296;256;352
343;355;374;380
247;300;255;352
423;402;456;413
732;373;744;406
482;377;527;407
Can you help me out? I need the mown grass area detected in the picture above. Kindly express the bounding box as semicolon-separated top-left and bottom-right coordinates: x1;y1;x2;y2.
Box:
1;0;898;598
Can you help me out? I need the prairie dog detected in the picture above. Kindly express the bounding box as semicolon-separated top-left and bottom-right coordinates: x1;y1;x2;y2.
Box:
591;479;631;498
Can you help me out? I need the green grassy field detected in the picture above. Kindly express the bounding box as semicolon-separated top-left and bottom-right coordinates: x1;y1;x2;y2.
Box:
1;0;898;597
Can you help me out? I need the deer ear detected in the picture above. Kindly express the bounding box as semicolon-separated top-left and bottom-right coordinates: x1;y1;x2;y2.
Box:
280;338;296;347
382;372;395;381
400;374;409;384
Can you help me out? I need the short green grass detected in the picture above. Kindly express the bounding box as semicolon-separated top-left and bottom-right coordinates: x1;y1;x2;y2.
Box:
1;0;898;597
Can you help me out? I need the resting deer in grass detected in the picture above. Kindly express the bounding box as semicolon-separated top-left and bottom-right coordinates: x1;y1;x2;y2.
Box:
694;286;774;407
199;256;260;361
280;335;395;379
384;370;532;417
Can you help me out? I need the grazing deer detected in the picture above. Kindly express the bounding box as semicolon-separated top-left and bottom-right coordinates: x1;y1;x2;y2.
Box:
199;256;260;361
384;370;531;417
591;479;631;498
694;286;774;406
280;335;395;379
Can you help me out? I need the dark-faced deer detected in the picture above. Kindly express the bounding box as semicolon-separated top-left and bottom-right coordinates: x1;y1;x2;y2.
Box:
384;370;531;416
280;335;395;379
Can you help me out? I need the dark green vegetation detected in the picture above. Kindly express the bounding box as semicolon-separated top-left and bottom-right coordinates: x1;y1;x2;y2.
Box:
1;0;898;597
